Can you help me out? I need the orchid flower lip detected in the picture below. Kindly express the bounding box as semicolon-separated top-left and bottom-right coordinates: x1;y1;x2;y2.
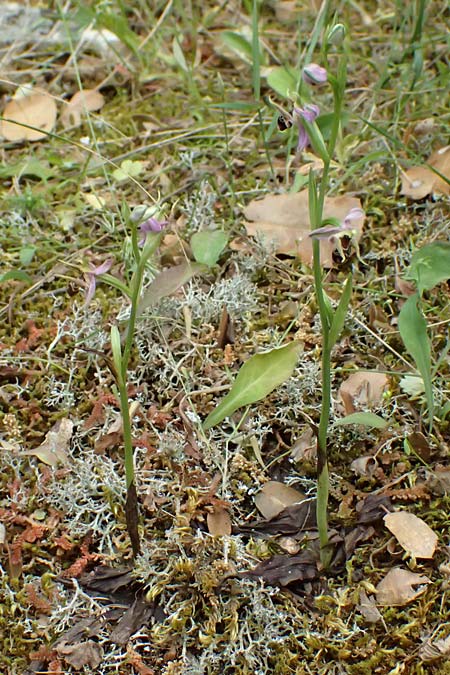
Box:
84;258;113;305
293;104;320;152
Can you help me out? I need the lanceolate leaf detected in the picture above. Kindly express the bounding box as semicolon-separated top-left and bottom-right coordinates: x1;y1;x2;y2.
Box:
203;342;302;430
335;412;388;429
138;261;207;315
398;293;433;426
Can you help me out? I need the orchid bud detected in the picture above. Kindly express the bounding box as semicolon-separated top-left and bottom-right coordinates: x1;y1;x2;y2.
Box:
326;23;346;47
303;63;328;85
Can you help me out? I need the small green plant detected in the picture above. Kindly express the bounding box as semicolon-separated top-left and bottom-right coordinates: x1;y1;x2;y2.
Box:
203;24;361;568
89;216;228;555
398;241;450;430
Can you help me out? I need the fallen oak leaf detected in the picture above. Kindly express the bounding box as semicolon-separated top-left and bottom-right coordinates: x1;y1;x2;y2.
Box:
1;89;57;142
61;89;105;128
254;480;306;520
383;511;438;559
338;371;389;415
243;191;364;266
23;418;73;466
56;640;103;670
401;146;450;199
375;567;431;606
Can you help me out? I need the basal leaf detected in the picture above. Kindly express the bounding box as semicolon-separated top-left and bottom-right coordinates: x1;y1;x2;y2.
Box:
335;412;388;429
191;231;228;267
265;66;297;98
405;241;450;294
138;261;206;315
398;293;433;426
203;342;302;430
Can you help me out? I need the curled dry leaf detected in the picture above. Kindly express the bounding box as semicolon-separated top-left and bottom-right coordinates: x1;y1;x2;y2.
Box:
383;511;438;559
254;480;306;520
401;146;450;199
207;506;232;536
419;634;450;662
375;567;431;606
243;191;364;267
1;91;57;141
56;640;103;670
338;371;389;415
23;418;73;466
357;588;382;623
290;426;317;463
61;89;105;128
351;455;378;477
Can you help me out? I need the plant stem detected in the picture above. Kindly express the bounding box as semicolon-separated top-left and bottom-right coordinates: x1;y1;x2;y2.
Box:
311;63;345;568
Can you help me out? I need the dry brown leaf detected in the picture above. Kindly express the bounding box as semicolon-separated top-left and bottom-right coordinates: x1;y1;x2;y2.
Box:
290;427;317;463
207;507;232;536
375;567;431;606
23;418;73;466
61;89;105;128
254;480;306;520
383;511;438;559
351;455;378;477
419;634;450;662
243;191;364;266
338;371;389;415
401;146;450;199
1;91;57;142
56;640;103;669
357;588;382;623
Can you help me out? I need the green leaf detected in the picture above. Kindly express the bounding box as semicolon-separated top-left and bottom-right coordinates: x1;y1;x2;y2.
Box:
96;12;140;57
300;117;329;163
172;37;188;72
0;270;33;283
334;412;388;429
398;293;434;427
221;31;253;63
405;242;450;294
203;342;302;430
137;261;207;315
265;66;297;98
112;160;143;182
110;325;123;382
191;231;228;267
329;274;352;347
19;245;37;266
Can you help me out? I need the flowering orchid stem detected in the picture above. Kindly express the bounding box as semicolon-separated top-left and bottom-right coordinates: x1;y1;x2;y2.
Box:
115;230;162;557
310;54;346;569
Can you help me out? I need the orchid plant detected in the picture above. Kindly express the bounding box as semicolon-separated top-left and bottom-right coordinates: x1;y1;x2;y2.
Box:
83;212;166;556
294;29;364;567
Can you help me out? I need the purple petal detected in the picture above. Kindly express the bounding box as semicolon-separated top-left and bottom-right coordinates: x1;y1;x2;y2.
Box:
91;259;113;276
296;125;309;152
84;274;97;305
300;103;320;123
303;63;328;85
309;224;345;240
343;207;365;226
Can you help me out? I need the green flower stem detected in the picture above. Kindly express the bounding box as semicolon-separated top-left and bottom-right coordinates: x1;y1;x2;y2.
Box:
311;57;346;568
114;230;162;555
